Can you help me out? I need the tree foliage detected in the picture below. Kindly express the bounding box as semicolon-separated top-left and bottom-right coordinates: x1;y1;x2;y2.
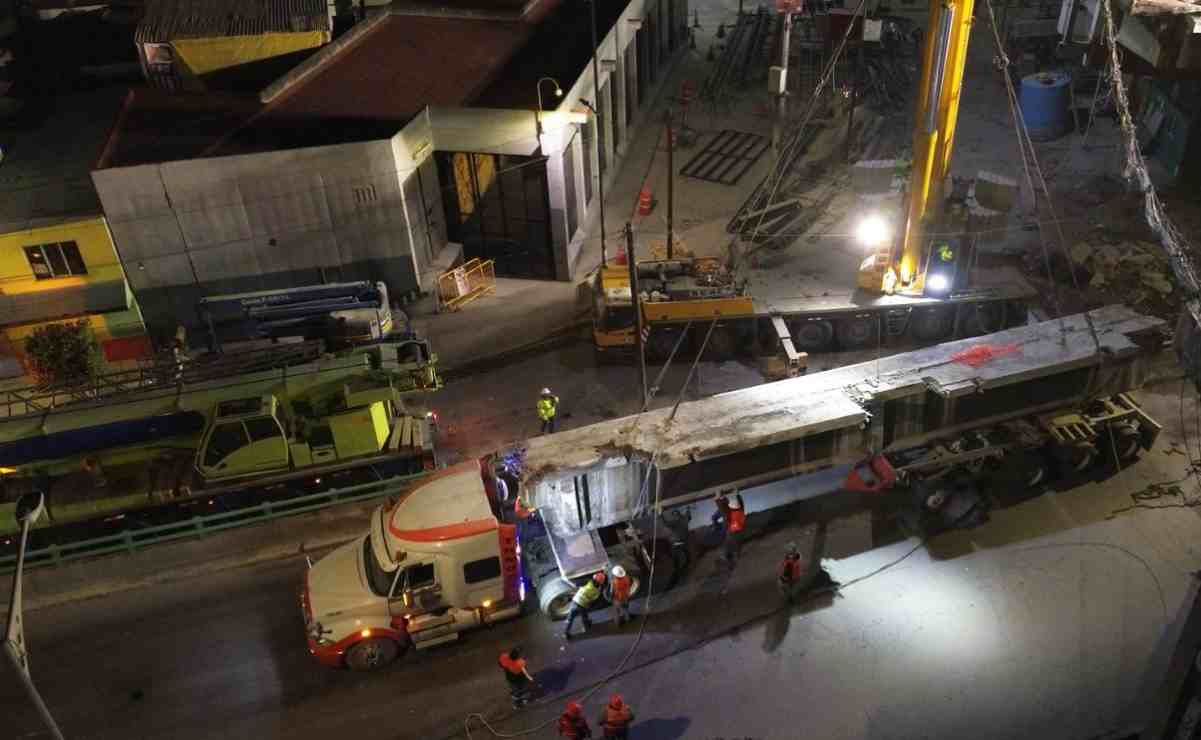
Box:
24;320;101;387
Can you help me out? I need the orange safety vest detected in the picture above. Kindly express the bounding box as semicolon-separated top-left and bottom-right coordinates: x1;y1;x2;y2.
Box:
727;508;746;534
610;575;632;603
602;703;632;733
498;653;526;682
778;557;802;583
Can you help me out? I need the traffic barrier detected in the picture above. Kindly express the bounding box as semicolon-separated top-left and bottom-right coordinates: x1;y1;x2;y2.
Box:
437;258;496;311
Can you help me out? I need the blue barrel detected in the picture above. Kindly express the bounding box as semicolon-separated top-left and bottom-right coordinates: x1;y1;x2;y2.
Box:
1019;72;1072;142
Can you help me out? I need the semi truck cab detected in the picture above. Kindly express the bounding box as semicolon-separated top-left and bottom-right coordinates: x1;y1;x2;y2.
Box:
303;460;522;670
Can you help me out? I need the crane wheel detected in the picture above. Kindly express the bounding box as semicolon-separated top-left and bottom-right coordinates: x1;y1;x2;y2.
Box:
702;326;740;360
1054;442;1097;475
1105;421;1142;466
963;303;1004;337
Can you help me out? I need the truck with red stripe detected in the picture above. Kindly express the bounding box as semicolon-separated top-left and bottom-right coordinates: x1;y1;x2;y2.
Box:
302;307;1166;670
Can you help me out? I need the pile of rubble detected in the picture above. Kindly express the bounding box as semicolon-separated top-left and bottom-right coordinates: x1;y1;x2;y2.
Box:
1065;239;1179;318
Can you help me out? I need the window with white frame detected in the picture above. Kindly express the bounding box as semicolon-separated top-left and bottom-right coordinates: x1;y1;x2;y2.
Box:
24;242;87;280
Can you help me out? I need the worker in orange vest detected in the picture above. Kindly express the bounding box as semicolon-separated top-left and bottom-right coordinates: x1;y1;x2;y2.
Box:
598;694;635;739
558;701;593;739
497;646;534;708
715;490;746;564
609;565;633;627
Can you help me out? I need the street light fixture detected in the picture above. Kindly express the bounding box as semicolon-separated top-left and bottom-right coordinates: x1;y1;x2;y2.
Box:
534;76;563;141
4;491;64;739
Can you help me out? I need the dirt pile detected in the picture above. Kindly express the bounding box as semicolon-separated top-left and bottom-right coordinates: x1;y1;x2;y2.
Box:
1065;239;1180;319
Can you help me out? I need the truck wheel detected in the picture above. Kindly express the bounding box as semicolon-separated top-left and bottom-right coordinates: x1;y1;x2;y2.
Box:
1054;443;1096;475
345;637;401;671
789;319;834;352
963;303;1003;337
1015;450;1047;488
911;307;953;342
702;326;740;360
537;578;576;621
1105;421;1142;466
836;315;879;350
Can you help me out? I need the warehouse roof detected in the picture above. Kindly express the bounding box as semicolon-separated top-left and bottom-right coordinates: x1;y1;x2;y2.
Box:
134;0;330;41
94;88;262;169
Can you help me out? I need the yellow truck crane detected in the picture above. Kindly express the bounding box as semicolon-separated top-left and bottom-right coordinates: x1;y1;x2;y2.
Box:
0;339;440;536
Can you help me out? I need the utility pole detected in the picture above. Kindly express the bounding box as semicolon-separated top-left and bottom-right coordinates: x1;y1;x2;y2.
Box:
625;223;649;409
5;493;65;740
665;109;674;261
772;9;793;156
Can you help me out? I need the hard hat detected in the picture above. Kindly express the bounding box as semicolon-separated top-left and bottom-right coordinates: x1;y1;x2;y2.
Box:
727;497;741;510
611;565;626;579
541;387;552;395
609;693;624;709
565;701;583;716
785;542;799;556
593;572;606;584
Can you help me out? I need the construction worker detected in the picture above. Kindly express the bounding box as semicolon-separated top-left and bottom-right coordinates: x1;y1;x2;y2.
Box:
598;694;635;739
497;646;535;708
777;541;804;603
609;565;633;627
715;491;746;564
538;387;560;434
564;572;605;639
558;700;593;739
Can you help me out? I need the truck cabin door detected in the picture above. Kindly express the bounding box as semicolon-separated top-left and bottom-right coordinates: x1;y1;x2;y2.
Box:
387;560;444;615
197;416;289;479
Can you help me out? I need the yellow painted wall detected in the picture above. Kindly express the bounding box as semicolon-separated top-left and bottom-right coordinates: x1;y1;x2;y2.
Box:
171;31;330;76
0;215;146;354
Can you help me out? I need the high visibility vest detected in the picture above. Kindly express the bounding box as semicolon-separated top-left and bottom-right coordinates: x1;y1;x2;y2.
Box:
778;557;802;583
727;508;746;534
602;703;633;733
610;575;632;603
537;396;559;421
498;654;527;683
573;580;601;608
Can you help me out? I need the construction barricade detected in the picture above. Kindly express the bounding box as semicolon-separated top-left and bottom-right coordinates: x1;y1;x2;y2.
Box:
437;258;496;311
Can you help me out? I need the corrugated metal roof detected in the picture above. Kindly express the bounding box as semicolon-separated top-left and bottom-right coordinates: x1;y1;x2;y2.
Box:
135;0;329;41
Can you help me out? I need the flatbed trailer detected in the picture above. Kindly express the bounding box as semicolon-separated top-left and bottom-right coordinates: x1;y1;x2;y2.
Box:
521;305;1166;617
593;259;1036;372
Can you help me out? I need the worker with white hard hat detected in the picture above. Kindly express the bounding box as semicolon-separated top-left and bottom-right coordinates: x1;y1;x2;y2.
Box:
537;387;560;435
715;490;746;565
609;564;633;627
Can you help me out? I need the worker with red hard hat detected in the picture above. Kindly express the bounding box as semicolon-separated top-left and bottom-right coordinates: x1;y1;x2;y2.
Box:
558;700;593;739
598;693;635;739
564;572;605;639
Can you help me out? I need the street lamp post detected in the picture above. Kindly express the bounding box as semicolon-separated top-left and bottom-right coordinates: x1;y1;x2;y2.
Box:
4;492;65;740
535;76;563;151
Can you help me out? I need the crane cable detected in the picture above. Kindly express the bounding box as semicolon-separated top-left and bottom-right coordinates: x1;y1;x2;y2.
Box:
463;319;719;740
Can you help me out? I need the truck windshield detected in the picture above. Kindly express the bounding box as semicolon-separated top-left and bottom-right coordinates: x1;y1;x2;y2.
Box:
362;535;396;597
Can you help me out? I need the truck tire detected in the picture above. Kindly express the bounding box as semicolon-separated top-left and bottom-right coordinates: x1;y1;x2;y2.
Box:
1104;421;1142;466
1053;442;1097;475
789;319;834;352
702;326;740;360
836;315;879;350
962;303;1004;337
911;307;953;342
537;578;577;621
345;637;401;671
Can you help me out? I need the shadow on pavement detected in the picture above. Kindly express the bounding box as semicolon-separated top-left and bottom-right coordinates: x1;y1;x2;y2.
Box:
634;716;691;739
536;662;577;694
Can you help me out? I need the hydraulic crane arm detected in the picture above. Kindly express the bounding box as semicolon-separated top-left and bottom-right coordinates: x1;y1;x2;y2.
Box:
896;0;977;289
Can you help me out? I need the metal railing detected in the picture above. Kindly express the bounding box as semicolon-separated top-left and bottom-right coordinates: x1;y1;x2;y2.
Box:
0;341;325;419
437;258;496;311
0;470;429;574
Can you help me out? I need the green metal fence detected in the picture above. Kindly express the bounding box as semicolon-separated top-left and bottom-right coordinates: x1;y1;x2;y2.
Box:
0;471;430;574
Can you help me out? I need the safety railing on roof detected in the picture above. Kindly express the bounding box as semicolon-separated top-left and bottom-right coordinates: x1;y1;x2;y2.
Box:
0;470;429;575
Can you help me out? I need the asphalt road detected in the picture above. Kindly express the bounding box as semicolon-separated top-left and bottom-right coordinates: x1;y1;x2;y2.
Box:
6;380;1201;740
